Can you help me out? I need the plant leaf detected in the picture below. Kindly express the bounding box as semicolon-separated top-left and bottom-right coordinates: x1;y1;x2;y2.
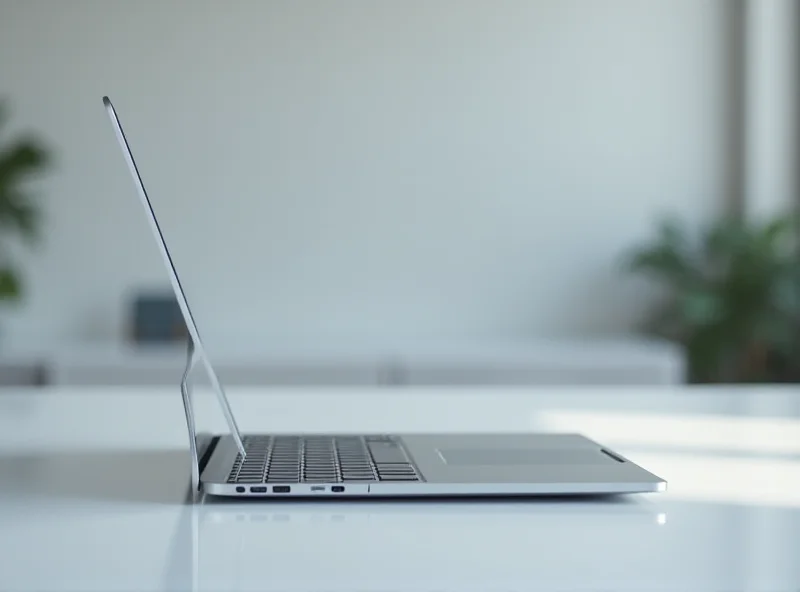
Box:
679;289;724;326
0;136;50;186
704;218;748;262
0;101;51;247
0;189;41;243
758;213;799;249
625;217;700;288
0;267;21;301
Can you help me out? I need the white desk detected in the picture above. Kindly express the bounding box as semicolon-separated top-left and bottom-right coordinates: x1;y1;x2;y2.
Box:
0;385;798;591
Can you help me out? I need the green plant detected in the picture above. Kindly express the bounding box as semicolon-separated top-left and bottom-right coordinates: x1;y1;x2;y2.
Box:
0;99;51;303
624;212;800;383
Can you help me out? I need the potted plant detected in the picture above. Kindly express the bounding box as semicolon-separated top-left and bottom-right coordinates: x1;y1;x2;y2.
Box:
0;99;51;306
624;213;800;383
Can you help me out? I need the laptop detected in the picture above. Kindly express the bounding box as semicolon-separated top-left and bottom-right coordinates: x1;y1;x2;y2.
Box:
102;95;667;499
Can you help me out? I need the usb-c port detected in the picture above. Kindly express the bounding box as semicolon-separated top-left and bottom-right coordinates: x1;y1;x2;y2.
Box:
272;485;291;493
331;486;345;493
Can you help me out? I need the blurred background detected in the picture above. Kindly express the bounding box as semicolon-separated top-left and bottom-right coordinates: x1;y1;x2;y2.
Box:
0;0;797;388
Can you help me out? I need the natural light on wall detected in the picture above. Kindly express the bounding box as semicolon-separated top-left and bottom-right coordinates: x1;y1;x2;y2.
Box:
536;410;800;508
536;411;800;455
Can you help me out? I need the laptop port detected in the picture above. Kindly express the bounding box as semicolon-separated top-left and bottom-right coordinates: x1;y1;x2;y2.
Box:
250;486;267;493
272;485;291;493
331;486;345;493
235;486;245;493
310;486;325;492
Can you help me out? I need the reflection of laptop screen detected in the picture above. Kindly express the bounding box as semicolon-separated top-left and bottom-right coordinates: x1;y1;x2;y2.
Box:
166;500;666;592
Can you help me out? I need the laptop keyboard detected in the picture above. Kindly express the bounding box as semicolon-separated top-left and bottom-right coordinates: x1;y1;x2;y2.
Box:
226;435;422;484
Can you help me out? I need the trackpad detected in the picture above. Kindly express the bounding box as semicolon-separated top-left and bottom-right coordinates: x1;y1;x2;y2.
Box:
438;448;613;466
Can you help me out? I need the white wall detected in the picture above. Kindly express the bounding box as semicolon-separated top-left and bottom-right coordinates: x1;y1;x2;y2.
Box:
744;0;799;220
0;0;737;349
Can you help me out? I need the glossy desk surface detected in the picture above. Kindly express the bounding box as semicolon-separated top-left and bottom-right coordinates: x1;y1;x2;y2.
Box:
0;385;798;591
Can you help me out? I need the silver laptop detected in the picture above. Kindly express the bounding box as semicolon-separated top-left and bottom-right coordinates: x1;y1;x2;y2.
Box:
102;95;667;499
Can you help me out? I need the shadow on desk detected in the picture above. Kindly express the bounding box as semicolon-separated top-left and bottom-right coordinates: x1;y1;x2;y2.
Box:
0;448;192;505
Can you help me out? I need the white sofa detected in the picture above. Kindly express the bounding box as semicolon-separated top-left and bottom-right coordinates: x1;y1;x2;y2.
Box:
8;337;684;387
0;363;45;386
391;339;684;385
47;343;385;387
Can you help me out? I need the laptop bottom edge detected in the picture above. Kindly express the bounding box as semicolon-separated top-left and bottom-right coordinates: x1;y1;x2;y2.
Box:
201;480;666;498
